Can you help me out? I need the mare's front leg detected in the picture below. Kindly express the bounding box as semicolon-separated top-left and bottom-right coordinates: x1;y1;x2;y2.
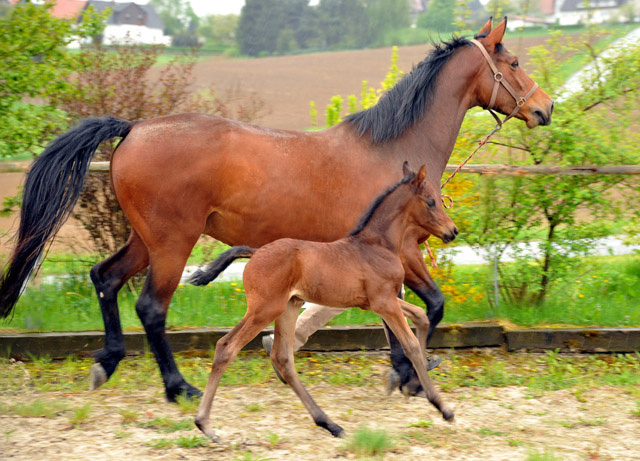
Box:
401;241;445;338
372;298;454;421
385;240;443;396
271;300;344;437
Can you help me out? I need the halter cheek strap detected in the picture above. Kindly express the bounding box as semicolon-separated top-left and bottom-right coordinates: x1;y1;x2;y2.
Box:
429;39;541;269
470;39;539;127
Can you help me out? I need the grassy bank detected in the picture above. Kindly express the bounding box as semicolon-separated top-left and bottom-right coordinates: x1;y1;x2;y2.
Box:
1;252;638;333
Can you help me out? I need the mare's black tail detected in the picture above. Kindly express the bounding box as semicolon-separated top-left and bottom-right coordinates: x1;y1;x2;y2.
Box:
0;116;133;318
188;246;255;286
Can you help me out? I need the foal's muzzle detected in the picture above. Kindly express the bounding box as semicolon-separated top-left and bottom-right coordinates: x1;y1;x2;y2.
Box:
441;225;458;244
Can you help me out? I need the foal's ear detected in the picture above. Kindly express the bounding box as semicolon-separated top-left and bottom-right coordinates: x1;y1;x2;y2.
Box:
402;161;412;178
478;17;493;36
416;165;427;184
485;17;507;51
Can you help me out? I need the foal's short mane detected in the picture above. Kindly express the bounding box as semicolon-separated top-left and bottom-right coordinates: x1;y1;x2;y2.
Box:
344;36;472;144
348;172;415;237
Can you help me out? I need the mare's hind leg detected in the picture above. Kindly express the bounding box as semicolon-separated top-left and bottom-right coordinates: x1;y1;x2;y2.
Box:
89;231;149;389
271;300;344;437
136;244;200;402
372;298;454;421
196;297;288;441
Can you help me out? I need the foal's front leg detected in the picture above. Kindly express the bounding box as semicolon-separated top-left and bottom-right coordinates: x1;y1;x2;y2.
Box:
373;298;454;421
271;301;345;437
399;299;430;352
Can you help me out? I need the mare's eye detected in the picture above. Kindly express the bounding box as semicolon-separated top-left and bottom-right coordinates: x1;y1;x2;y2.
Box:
426;198;436;208
511;60;519;69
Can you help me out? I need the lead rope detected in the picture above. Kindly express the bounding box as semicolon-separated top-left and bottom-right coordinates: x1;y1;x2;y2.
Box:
424;124;501;268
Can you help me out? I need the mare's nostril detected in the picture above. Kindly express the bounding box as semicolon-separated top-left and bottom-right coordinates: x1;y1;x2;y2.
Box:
534;110;545;124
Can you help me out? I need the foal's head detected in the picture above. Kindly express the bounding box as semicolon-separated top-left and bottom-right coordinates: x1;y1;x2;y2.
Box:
403;163;458;243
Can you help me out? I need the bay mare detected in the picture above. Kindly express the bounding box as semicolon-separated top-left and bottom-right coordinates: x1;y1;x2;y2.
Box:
190;164;457;440
0;18;553;401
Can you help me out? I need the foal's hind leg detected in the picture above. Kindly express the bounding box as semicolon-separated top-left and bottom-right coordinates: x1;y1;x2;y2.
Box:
271;300;344;437
196;298;287;441
89;231;149;389
373;299;454;421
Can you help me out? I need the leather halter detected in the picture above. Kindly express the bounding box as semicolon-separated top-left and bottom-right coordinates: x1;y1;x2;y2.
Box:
470;39;539;127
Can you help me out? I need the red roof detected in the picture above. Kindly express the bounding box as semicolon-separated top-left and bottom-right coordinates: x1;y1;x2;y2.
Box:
49;0;88;19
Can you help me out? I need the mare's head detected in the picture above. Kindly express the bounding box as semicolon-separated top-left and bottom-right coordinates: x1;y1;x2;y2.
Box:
471;17;554;128
403;162;458;243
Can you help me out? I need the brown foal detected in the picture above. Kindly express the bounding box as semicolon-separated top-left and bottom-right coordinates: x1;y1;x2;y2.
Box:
190;163;458;440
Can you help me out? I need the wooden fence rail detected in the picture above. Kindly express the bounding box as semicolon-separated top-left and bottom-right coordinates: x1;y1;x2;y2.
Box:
1;161;640;175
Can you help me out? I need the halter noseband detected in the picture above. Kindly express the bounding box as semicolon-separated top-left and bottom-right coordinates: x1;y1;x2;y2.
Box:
470;39;539;128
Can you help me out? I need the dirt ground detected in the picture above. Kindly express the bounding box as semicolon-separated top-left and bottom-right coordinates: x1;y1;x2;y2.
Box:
0;34;560;255
1;351;639;460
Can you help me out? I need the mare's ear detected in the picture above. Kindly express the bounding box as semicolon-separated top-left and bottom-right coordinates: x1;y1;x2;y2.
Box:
485;16;507;52
478;17;492;36
402;161;412;178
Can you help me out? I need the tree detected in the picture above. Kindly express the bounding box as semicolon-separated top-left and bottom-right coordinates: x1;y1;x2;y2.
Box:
238;0;310;56
198;14;238;47
149;0;199;46
417;0;456;32
455;31;640;304
0;3;105;158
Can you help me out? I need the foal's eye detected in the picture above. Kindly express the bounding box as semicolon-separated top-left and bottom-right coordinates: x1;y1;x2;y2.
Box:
511;60;519;69
426;198;436;208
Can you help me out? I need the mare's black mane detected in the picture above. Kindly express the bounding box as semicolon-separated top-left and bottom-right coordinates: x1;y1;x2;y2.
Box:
344;36;472;144
348;172;415;236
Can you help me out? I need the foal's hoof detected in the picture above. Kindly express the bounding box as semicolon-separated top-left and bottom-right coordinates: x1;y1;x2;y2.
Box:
442;408;455;422
324;422;345;438
195;420;221;443
166;382;202;403
89;363;108;390
262;335;287;384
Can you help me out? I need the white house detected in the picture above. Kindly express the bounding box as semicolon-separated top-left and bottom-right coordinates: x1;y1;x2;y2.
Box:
554;0;631;26
80;1;171;46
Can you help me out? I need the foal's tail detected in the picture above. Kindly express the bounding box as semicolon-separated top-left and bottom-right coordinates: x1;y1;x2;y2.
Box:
188;246;256;286
0;116;133;319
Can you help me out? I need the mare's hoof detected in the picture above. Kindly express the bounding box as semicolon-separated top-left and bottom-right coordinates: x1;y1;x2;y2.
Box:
442;408;455;422
387;369;401;395
262;335;287;384
427;355;442;371
89;363;108;390
166;382;202;402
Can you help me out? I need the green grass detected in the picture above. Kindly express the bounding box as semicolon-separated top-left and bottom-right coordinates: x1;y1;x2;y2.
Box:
69;404;92;427
138;416;194;433
342;425;395;458
1;350;638;400
2;252;638;333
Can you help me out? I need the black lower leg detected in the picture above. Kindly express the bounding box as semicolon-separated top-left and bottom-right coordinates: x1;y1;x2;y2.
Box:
385;284;445;396
90;264;126;378
136;289;200;402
